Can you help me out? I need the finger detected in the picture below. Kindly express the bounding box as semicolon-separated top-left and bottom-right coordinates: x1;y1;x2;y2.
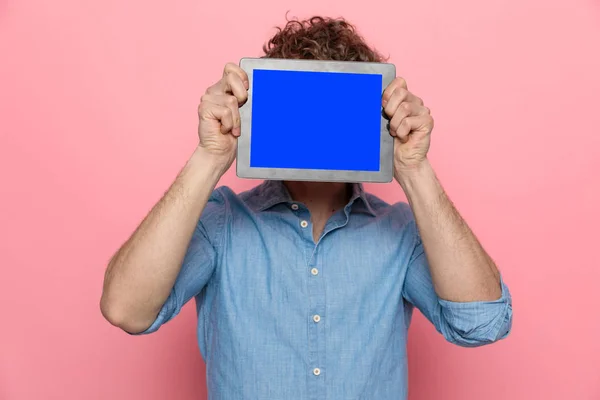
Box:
382;77;407;106
201;94;241;136
223;62;249;89
389;103;430;134
205;62;249;95
393;115;433;143
206;73;248;105
198;101;235;135
383;87;409;118
383;87;424;118
224;72;248;104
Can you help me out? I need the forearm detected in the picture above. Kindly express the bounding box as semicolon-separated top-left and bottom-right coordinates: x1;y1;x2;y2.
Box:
100;147;226;332
397;159;501;302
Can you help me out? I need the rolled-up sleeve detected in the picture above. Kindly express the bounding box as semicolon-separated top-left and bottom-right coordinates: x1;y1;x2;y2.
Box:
131;188;226;335
402;233;513;347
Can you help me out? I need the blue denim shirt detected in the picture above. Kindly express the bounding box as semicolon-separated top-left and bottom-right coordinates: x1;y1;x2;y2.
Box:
139;180;512;400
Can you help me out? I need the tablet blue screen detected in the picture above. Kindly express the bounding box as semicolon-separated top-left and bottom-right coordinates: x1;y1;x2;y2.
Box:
250;69;382;171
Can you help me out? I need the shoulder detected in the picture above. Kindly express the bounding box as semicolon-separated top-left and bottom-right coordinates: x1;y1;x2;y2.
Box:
198;186;234;228
362;192;421;253
363;191;417;229
198;184;269;246
207;183;267;213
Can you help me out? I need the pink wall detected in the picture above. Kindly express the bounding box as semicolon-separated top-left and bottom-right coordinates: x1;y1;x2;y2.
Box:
1;0;599;399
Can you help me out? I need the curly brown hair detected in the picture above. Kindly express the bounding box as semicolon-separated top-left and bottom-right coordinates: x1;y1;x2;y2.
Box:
263;16;386;63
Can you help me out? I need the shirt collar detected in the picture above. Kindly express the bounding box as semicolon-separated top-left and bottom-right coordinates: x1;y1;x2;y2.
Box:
247;180;377;217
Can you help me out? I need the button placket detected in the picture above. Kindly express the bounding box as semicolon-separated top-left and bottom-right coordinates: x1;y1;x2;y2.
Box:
302;211;325;397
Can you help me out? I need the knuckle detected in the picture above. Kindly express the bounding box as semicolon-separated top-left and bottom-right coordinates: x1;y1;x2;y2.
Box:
226;96;237;107
226;71;237;83
401;102;412;112
392;87;408;103
224;62;236;72
205;84;217;94
225;62;246;81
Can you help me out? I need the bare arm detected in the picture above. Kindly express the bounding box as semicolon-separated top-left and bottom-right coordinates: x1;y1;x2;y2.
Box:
100;62;248;333
397;159;501;302
100;148;227;333
382;77;502;303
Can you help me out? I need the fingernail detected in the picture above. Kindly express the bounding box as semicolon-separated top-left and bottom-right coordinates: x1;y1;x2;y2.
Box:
244;80;249;89
232;127;240;136
382;100;387;106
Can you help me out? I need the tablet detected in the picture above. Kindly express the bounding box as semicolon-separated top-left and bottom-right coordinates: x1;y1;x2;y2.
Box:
237;58;396;183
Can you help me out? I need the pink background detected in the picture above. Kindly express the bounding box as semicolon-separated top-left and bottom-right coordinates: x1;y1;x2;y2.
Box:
1;0;599;399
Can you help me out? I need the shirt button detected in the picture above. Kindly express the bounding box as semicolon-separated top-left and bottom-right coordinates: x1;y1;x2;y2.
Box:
313;314;321;323
313;368;321;376
291;204;299;210
311;267;319;276
300;220;308;228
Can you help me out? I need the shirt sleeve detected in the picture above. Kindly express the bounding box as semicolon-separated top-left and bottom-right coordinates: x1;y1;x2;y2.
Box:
131;188;227;335
402;225;513;347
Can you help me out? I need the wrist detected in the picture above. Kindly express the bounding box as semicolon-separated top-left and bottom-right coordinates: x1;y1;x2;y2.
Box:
188;147;230;183
394;158;433;188
395;158;445;209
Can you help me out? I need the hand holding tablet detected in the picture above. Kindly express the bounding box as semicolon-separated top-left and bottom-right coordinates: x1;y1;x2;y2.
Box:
237;58;396;183
196;63;249;175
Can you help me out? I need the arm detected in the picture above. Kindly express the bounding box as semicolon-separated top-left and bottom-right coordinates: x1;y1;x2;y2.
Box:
398;162;512;346
100;148;226;333
397;159;501;302
382;77;502;302
100;62;249;334
401;230;511;346
383;77;511;346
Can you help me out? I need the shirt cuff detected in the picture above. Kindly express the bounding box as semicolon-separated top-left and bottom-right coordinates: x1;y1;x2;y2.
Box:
127;300;175;336
437;278;513;345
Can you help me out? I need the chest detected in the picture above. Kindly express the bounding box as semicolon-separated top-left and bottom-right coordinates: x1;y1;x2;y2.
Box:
215;209;415;317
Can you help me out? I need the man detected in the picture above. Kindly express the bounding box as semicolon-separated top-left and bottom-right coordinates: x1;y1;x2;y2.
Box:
101;16;512;400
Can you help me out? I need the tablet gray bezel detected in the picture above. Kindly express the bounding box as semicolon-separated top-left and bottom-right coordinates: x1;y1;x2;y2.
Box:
237;57;396;183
